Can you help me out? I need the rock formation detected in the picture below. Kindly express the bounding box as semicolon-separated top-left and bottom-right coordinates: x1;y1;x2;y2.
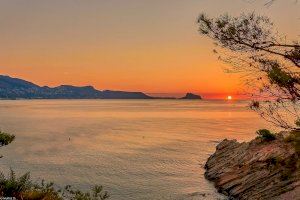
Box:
180;93;202;100
205;133;300;200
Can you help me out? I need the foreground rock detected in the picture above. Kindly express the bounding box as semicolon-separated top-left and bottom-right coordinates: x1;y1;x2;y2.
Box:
205;135;300;200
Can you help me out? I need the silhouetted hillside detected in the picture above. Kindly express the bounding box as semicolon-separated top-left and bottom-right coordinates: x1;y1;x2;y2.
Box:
180;93;202;100
0;75;152;99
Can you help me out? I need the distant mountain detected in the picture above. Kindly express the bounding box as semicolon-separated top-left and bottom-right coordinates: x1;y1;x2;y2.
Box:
180;93;202;100
0;75;152;99
0;75;203;100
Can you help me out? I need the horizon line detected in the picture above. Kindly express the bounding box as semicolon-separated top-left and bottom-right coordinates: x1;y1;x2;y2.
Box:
1;74;246;99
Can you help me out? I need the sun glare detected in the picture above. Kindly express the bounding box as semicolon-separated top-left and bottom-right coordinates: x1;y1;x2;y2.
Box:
227;96;232;100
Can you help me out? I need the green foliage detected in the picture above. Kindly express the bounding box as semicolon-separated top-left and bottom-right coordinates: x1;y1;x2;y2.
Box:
0;169;31;199
0;170;109;200
267;64;296;88
62;185;109;200
197;12;300;130
256;129;276;141
26;180;62;200
0;131;15;146
197;13;274;52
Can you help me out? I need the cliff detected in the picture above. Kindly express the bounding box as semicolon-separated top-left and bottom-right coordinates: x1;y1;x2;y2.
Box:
205;132;300;200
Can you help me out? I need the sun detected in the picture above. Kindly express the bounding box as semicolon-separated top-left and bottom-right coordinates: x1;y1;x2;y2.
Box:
227;96;232;100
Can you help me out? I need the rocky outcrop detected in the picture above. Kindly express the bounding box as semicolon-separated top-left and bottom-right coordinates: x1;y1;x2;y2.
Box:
205;135;300;200
180;93;202;100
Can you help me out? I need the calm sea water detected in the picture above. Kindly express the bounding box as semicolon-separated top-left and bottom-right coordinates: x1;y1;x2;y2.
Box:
0;100;267;200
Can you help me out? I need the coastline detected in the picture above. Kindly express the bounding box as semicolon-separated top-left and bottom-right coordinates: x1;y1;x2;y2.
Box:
204;132;300;199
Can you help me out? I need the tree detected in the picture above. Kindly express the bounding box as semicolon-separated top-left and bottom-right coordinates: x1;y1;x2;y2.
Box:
197;12;299;129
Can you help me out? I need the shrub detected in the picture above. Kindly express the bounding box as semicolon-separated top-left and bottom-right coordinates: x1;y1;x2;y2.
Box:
62;185;109;200
0;170;109;200
0;131;15;146
0;169;31;199
256;129;276;142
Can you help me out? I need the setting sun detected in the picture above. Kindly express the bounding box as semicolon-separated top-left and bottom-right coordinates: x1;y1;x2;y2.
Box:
227;96;232;100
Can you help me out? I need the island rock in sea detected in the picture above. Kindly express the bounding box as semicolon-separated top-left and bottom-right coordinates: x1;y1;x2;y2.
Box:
180;93;202;100
205;133;300;200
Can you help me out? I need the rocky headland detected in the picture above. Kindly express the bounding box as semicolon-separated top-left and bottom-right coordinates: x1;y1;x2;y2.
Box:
180;93;202;100
205;131;300;200
0;75;203;100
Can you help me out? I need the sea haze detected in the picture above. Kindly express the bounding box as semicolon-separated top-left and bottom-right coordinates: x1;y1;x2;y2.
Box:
0;100;268;200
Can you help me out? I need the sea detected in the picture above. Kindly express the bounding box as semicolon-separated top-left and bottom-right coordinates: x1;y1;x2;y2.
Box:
0;100;268;200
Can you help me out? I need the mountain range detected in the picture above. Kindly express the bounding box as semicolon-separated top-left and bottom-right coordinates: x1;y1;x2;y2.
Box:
0;75;202;100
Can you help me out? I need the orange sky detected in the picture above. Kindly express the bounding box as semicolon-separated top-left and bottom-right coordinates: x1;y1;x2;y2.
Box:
0;0;299;99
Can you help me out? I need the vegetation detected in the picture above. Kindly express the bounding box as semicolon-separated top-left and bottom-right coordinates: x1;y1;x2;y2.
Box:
61;185;109;200
0;170;31;199
197;5;300;188
197;10;299;130
0;131;15;146
256;129;276;141
195;2;300;198
0;132;109;200
0;170;109;200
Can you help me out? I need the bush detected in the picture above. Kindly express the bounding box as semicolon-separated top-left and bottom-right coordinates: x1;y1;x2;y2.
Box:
0;170;109;200
0;169;31;199
256;129;276;142
62;185;109;200
0;131;15;146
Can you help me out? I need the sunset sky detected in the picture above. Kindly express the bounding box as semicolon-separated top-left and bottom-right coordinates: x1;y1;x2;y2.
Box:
0;0;299;98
